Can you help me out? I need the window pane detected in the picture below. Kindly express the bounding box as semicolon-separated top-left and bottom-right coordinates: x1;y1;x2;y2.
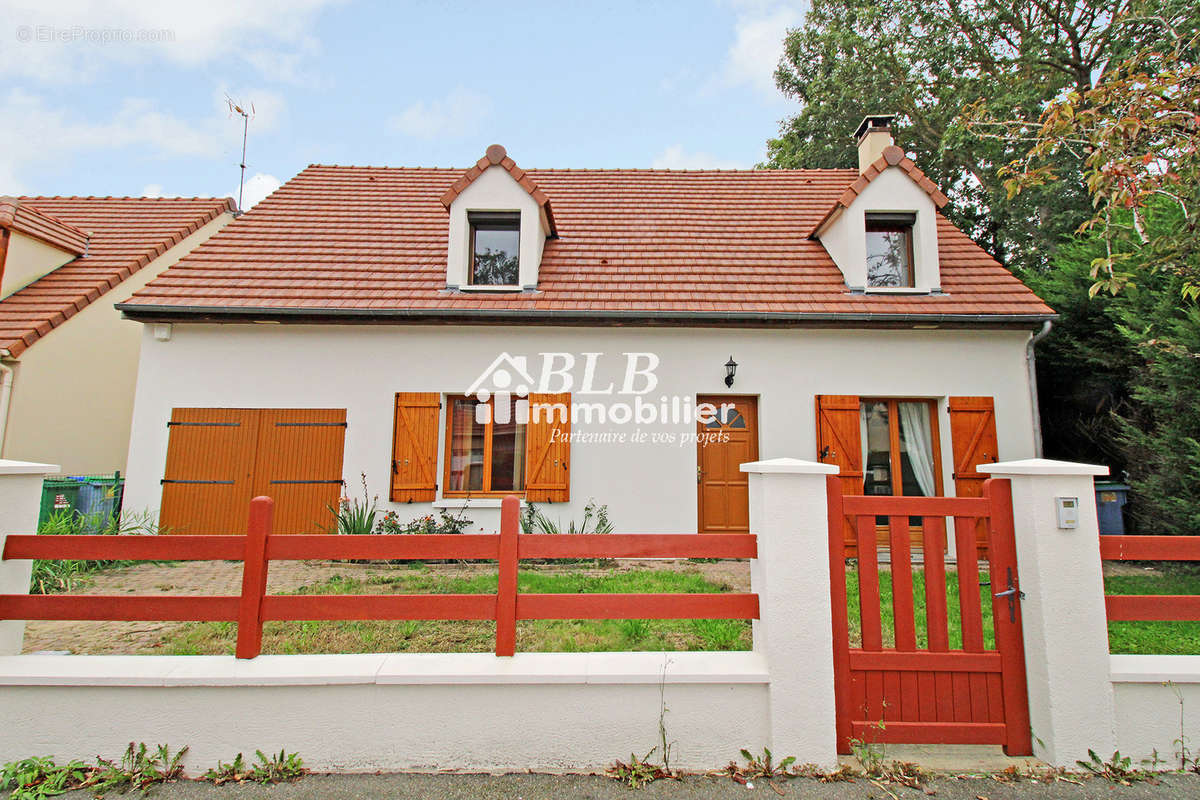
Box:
897;402;936;497
861;400;893;495
866;227;913;287
490;396;526;491
472;224;520;285
448;398;485;492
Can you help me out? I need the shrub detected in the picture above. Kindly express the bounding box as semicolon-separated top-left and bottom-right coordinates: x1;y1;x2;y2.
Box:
326;473;377;535
374;507;473;535
521;499;613;535
29;509;158;595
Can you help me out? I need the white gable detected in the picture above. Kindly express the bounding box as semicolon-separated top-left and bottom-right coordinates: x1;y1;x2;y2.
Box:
446;166;550;290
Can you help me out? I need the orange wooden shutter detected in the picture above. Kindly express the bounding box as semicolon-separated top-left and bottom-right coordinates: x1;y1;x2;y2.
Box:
816;395;863;555
391;393;441;502
949;396;999;551
948;397;999;497
525;392;570;502
160;408;258;535
253;409;346;534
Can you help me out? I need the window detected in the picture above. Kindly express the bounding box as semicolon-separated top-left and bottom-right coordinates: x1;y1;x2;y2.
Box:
468;212;520;286
444;395;526;495
859;398;942;498
865;213;915;288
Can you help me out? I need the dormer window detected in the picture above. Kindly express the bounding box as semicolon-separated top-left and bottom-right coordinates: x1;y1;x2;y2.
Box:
865;213;915;288
469;211;520;286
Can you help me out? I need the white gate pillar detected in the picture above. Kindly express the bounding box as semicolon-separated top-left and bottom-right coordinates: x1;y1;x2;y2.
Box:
742;457;839;769
0;460;59;654
980;458;1114;766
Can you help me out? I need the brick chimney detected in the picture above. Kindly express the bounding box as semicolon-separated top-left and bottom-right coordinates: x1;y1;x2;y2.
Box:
855;115;896;174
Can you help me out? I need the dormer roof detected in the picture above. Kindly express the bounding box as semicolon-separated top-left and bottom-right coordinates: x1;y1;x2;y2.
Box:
0;197;90;254
808;145;949;239
439;144;557;235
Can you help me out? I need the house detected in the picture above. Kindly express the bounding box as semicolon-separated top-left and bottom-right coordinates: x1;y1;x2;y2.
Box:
116;116;1055;542
0;196;235;475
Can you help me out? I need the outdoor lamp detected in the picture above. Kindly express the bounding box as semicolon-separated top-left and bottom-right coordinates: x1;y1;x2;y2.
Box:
724;356;737;387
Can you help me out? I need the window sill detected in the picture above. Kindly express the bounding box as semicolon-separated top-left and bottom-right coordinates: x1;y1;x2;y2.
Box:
433;497;528;510
455;285;524;293
863;286;937;295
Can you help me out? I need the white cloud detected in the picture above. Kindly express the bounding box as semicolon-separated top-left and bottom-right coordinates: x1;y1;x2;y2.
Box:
233;172;282;210
721;1;807;97
652;145;746;170
0;87;287;195
0;0;338;83
388;88;491;140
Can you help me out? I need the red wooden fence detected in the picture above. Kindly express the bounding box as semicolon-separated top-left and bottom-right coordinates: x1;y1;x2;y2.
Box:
0;496;759;658
1100;535;1200;620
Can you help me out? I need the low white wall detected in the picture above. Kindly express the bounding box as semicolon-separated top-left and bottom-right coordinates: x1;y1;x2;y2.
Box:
1111;655;1200;767
0;652;768;772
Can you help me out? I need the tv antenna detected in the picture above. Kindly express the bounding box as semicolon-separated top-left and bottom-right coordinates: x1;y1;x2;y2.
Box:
226;96;255;214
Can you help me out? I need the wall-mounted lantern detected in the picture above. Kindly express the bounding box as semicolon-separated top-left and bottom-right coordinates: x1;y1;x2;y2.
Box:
724;356;738;388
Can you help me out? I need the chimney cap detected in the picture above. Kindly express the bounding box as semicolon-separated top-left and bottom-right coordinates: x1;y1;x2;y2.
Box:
854;114;897;142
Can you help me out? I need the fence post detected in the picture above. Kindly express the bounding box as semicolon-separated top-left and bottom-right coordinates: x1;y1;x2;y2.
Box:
235;496;273;660
741;457;840;769
495;494;519;657
0;460;59;655
979;459;1113;766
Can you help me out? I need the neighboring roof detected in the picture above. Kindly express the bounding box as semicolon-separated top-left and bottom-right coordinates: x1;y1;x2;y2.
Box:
120;163;1054;325
0;196;234;357
808;145;949;238
439;144;556;234
0;198;89;254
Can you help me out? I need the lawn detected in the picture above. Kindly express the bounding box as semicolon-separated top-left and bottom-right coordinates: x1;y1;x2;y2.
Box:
162;565;753;655
149;561;1200;657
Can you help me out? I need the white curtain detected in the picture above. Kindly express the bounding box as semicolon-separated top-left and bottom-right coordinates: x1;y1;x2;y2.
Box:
858;404;869;493
899;402;936;497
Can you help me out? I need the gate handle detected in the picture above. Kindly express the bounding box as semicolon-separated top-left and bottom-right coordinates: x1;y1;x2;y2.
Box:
993;567;1025;623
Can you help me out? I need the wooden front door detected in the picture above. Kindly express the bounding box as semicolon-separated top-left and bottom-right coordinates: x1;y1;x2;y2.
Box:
696;396;759;534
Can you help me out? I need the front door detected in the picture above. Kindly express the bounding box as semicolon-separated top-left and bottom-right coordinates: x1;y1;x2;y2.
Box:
696;396;759;534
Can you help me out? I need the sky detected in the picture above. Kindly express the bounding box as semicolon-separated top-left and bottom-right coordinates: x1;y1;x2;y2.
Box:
0;0;810;209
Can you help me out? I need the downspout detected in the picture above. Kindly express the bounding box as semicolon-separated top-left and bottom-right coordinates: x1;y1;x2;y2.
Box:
1026;321;1052;457
0;352;12;458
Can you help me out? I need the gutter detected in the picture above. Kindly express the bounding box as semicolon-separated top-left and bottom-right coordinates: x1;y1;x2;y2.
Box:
115;303;1058;330
1026;320;1053;457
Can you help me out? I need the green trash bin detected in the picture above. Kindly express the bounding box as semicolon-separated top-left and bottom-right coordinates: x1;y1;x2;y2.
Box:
38;479;84;529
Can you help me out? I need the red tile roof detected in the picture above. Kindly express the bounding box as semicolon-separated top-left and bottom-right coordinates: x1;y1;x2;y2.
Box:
0;198;90;254
808;145;949;238
439;145;556;234
121;163;1053;325
0;197;234;357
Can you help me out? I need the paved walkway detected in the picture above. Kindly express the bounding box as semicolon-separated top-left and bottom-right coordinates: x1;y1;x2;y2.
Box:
54;772;1200;799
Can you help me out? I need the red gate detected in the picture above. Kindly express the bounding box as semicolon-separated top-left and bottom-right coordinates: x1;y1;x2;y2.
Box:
827;476;1031;755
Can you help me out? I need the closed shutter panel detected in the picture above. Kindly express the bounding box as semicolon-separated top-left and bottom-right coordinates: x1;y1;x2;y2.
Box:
816;395;863;555
949;396;999;550
391;393;441;502
525;392;570;502
160;408;258;535
254;409;347;534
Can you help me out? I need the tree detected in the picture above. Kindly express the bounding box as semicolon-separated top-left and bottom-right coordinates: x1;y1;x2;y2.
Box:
767;0;1156;275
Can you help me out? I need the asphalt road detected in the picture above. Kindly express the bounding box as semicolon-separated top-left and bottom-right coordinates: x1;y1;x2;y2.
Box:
56;772;1200;800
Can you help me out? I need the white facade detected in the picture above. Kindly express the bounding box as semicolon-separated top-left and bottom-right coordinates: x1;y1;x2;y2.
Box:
123;322;1037;532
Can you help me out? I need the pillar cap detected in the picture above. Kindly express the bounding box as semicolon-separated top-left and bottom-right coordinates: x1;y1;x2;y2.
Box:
0;459;59;475
740;457;839;475
979;458;1108;477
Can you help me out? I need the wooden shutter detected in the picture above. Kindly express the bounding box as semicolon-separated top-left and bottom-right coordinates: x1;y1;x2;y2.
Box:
391;393;441;502
525;392;570;502
949;396;999;551
816;395;863;555
160;408;258;535
253;409;347;534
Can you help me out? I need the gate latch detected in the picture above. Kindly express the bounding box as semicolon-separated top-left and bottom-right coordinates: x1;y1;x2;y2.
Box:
993;567;1025;623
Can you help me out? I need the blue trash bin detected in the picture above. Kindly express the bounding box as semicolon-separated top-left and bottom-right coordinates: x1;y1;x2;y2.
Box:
1094;482;1130;535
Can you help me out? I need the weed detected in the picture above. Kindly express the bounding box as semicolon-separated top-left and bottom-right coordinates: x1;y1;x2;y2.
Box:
1;756;88;799
606;749;673;789
246;750;304;783
736;747;796;779
521;499;613;535
618;619;651;640
690;619;744;650
30;509;159;595
1076;749;1150;784
86;742;187;795
849;710;888;774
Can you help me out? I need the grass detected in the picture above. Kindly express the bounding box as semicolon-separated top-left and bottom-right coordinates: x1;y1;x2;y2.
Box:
1105;568;1200;654
843;567;996;650
161;565;753;655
